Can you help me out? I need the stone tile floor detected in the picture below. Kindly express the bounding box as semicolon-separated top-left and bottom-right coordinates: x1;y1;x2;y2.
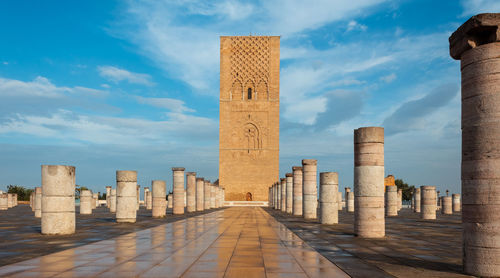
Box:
0;207;347;278
265;207;471;278
0;205;222;267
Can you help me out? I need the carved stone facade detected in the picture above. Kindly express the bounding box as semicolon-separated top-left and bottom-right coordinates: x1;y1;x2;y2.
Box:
219;36;280;201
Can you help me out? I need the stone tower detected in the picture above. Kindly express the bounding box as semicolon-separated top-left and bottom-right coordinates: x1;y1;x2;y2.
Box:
219;36;280;202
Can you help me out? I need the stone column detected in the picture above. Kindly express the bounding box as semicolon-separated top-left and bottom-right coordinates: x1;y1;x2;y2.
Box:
276;181;281;210
292;166;303;216
14;194;17;206
92;192;98;209
167;194;173;209
41;165;75;235
30;191;34;210
196;178;204;211
210;184;216;209
110;188;117;213
80;190;93;215
354;127;385;238
146;191;152;210
204;180;211;210
319;172;338;224
152;180;166;218
302;159;318;219
337;192;342;211
172;167;185;215
285;173;293;214
397;189;403;211
7;193;12;208
346;188;354;212
144;187;150;208
269;187;272;207
116;170;137;223
186;172;196;213
136;185;140;210
280;178;286;212
442;196;452;215
450;14;500;276
452;194;461;212
414;188;421;213
106;186;111;208
385;186;398;217
411;189;415;211
35;186;42;218
0;194;7;210
421;186;436;220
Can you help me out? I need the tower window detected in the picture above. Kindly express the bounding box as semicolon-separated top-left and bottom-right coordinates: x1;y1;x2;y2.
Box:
248;88;252;100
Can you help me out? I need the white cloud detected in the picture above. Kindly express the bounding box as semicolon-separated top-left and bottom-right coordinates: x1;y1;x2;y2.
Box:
2;61;8;65
380;73;397;83
97;66;154;86
136;96;195;113
461;0;500;16
346;20;367;32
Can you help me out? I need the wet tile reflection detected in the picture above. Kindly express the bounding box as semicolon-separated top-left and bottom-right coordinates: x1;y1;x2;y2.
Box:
0;207;348;277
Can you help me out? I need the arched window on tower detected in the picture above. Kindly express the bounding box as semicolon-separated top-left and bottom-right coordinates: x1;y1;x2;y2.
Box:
247;88;252;100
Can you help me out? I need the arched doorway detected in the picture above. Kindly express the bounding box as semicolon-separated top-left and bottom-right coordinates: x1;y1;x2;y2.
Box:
246;192;252;201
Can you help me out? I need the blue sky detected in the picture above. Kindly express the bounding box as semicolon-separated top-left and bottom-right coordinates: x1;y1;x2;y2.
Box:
0;0;499;195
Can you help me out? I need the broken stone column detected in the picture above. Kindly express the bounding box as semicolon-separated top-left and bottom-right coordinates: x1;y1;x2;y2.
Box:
116;170;137;223
30;191;34;211
354;127;385;238
442;196;452;215
276;181;281;210
269;186;273;207
106;186;111;208
186;172;196;213
285;173;293;214
421;186;436;220
196;177;204;211
452;194;461;212
110;188;117;213
144;187;150;209
292;166;303;216
397;189;403;211
450;14;500;276
152;180;166;218
414;188;421;213
167;194;173;209
210;184;216;209
7;193;12;208
14;194;17;206
41;165;76;235
35;186;42;218
385;186;398;217
80;190;93;215
302;159;318;219
204;180;211;210
92;192;98;209
146;191;152;210
280;178;286;212
0;194;7;210
319;172;338;224
172;167;185;215
346;188;354;212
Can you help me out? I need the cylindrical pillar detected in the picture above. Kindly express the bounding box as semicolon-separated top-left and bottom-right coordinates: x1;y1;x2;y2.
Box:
7;193;12;208
414;188;421;213
280;178;286;212
41;165;75;235
80;190;93;215
452;194;461;212
146;191;152;210
92;192;98;209
152;180;166;218
0;194;7;210
385;186;398;217
144;187;150;209
285;173;293;214
292;166;303;216
269;187;273;207
442;196;452;215
196;178;204;211
397;189;403;211
110;188;117;213
420;186;436;220
204;180;211;210
106;186;111;208
167;194;173;209
116;170;137;223
302;159;318;219
450;16;500;275
210;184;216;209
172;167;185;215
337;192;342;211
346;188;354;212
319;172;338;224
186;172;196;213
354;127;385;238
35;186;42;218
276;181;281;210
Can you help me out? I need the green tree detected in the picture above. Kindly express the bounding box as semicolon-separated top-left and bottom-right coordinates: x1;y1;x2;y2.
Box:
6;185;33;201
395;179;415;201
75;185;89;200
